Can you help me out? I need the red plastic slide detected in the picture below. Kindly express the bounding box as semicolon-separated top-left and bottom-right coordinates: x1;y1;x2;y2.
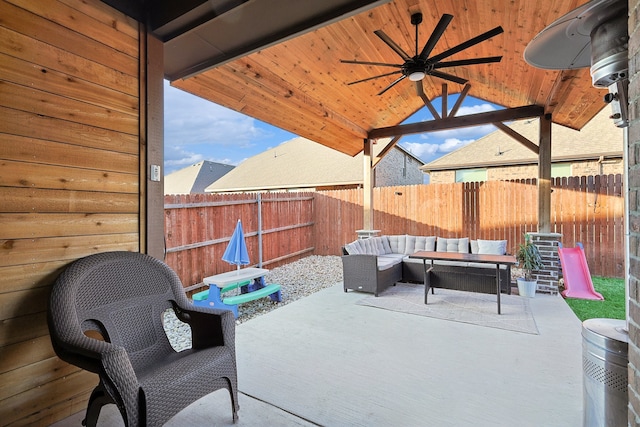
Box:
558;243;604;300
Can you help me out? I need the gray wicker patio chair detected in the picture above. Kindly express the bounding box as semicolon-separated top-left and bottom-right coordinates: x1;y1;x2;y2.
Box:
48;251;238;426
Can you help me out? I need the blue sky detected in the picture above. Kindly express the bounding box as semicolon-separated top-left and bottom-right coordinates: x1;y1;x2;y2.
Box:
164;80;501;174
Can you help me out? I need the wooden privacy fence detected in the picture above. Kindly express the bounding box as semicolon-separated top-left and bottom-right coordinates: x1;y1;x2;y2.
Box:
165;174;624;287
164;192;315;288
313;174;624;278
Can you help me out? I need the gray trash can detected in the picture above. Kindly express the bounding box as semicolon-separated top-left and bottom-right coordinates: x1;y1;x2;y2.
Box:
582;318;628;427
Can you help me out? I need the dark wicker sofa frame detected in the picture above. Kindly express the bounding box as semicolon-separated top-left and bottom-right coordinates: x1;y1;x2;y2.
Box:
402;260;511;295
340;253;402;296
342;244;511;297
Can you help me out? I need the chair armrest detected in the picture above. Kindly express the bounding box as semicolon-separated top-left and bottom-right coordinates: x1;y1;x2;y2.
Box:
341;254;380;288
173;302;236;350
342;254;378;276
100;346;140;426
49;313;124;374
50;326;140;424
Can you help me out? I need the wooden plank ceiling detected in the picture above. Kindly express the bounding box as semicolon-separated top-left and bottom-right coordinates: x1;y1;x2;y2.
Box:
171;0;602;157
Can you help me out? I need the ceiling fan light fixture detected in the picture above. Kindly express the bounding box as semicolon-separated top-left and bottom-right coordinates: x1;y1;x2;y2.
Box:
408;70;426;81
341;13;503;93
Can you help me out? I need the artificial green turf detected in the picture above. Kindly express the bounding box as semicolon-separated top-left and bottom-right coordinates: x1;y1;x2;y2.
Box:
563;276;626;322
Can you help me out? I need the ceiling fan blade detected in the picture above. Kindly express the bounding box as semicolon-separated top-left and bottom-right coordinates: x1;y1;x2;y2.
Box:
347;70;403;86
433;56;503;69
374;30;411;61
428;26;504;64
419;14;453;60
428;70;468;85
340;59;403;68
378;75;407;95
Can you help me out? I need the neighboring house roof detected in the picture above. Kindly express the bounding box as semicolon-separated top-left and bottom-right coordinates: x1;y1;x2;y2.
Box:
206;137;424;192
422;108;623;172
165;160;235;194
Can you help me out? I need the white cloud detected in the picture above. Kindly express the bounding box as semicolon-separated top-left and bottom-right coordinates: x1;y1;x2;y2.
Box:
455;103;497;116
401;137;476;163
429;123;497;141
164;81;266;147
164;145;204;172
409;103;499;143
164;144;238;174
401;142;440;159
410;102;498;122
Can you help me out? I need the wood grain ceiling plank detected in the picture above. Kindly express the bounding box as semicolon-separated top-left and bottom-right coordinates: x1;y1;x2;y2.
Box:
227;56;369;138
179;0;608;153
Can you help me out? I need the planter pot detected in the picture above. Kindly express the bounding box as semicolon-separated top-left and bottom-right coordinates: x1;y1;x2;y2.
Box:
517;278;537;298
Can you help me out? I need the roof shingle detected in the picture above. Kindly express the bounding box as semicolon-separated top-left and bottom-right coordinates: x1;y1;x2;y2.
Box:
422;108;622;172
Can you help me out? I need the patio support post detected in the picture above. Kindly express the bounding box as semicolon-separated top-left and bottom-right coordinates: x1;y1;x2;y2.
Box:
538;113;552;233
142;31;166;260
363;138;374;230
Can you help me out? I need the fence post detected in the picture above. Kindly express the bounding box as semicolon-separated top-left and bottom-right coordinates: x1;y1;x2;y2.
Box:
258;193;263;268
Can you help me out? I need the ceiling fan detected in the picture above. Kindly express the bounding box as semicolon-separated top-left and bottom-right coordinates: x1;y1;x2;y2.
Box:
341;13;504;95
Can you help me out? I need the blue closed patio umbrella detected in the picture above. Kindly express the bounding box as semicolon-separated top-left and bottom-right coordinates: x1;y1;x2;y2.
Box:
222;219;250;270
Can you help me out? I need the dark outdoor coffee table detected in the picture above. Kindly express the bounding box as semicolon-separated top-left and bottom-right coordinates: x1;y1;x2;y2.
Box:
409;251;517;314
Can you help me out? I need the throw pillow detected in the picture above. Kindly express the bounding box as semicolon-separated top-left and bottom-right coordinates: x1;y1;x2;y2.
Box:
373;237;386;255
436;237;469;253
413;236;437;252
388;235;406;254
361;238;377;255
344;241;361;255
381;236;393;254
477;239;507;255
403;235;416;255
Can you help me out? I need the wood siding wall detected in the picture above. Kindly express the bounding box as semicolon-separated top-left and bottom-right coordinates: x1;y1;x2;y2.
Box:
166;175;624;287
0;0;141;425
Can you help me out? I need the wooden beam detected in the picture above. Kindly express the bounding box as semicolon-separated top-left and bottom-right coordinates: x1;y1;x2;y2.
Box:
144;30;165;260
139;26;148;256
363;139;373;230
369;105;544;139
422;95;441;120
449;83;471;117
493;122;539;154
538;114;552;233
372;136;401;167
442;83;448;118
544;69;580;115
416;81;440;119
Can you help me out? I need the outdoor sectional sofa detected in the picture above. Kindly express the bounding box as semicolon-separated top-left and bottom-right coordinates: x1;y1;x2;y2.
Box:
341;235;512;297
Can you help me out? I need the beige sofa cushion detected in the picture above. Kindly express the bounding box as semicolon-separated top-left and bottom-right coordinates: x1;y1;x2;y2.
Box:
381;236;392;254
471;239;508;255
410;236;437;253
478;239;507;255
344;236;392;255
436;237;469;253
388;235;406;254
388;235;436;254
344;240;362;255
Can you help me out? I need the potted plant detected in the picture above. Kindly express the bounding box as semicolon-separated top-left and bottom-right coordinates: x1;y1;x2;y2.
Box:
515;234;544;297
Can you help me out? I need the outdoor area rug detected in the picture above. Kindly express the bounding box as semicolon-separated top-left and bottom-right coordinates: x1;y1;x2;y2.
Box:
356;283;539;334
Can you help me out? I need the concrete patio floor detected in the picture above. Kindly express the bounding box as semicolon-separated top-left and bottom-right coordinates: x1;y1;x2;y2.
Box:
52;283;584;426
